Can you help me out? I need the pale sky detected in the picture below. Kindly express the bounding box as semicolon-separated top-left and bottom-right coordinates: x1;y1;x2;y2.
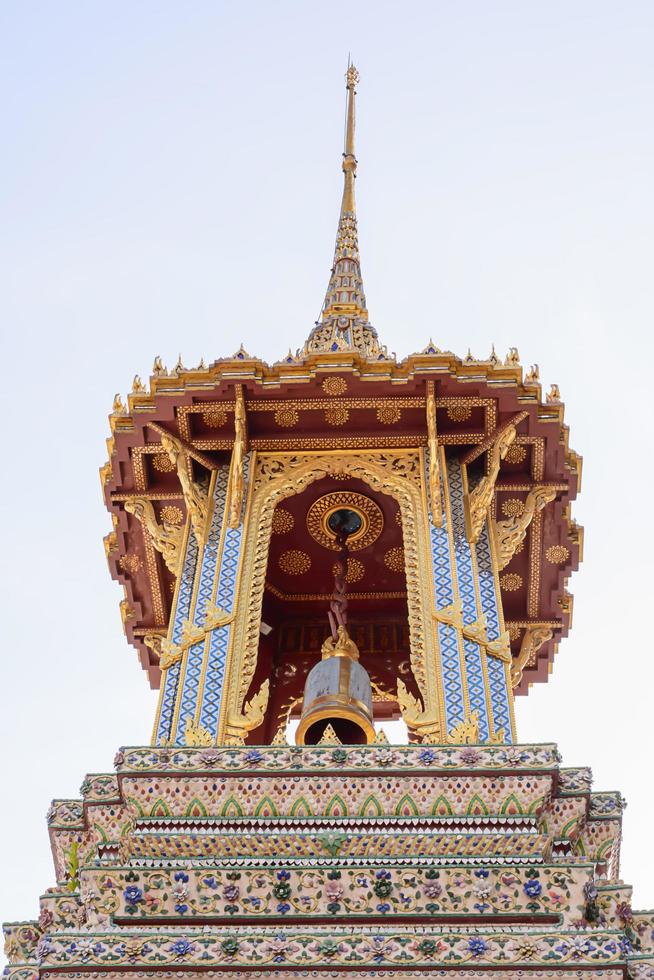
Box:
1;0;653;939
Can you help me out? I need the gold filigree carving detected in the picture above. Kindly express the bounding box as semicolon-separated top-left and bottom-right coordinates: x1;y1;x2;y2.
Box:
220;450;436;745
227;385;247;529
396;678;441;742
433;598;464;629
447;710;480;744
159;431;210;546
321;625;360;660
454;609;511;663
484;631;512;663
143;632;163;661
278;549;311;575
494;485;557;571
225;678;270;745
306;491;383;552
124;498;183;576
159;603;233;670
183;717;213;746
511;626;553;688
426;381;443;527
465;424;517;544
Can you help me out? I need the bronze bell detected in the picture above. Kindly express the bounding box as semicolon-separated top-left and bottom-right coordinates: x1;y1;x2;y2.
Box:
296;626;375;745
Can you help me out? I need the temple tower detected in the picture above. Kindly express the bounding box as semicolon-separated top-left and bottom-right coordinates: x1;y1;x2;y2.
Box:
3;66;653;980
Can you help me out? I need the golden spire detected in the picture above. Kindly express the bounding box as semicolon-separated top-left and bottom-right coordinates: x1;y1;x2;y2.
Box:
303;64;387;360
341;62;358;215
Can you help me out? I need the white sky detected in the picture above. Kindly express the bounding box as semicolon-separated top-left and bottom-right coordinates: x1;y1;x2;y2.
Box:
1;0;653;939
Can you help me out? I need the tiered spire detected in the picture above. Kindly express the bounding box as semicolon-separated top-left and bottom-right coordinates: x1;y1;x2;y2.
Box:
303;65;387;359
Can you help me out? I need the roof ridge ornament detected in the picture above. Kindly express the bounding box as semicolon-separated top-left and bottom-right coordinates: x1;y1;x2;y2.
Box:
302;65;388;361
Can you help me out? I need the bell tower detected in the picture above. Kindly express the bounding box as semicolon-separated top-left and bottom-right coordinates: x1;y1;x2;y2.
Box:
99;66;578;751
4;65;652;980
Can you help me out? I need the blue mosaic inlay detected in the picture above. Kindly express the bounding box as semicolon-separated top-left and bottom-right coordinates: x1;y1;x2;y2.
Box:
446;456;491;740
476;519;512;740
200;453;252;736
156;530;199;743
173;469;227;741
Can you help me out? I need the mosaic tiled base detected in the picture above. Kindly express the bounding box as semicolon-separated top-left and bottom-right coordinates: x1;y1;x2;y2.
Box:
4;744;652;979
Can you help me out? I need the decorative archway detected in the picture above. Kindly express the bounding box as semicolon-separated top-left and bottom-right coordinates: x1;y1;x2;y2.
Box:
217;449;444;744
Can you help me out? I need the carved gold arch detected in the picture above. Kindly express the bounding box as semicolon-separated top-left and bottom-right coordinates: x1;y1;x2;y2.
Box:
217;449;444;744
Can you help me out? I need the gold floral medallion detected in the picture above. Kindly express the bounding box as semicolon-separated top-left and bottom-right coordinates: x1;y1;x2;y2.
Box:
278;550;312;575
383;547;405;573
545;545;570;564
271;508;295;534
322;377;348;396
332;556;365;584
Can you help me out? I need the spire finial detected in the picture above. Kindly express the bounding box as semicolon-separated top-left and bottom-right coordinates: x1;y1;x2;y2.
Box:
301;65;387;361
341;63;359;215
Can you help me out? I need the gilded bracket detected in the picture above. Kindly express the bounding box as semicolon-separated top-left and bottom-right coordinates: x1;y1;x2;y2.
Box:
511;625;554;689
159;431;211;546
159;603;233;670
227;385;248;529
464;423;517;544
434;603;510;663
426;380;442;527
494;485;558;571
124;498;183;576
433;599;464;629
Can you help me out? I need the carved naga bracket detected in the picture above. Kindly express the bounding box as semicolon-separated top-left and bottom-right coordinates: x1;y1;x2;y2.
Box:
425;381;443;527
494;485;558;571
228;385;248;529
124;498;183;576
465;424;517;544
395;678;442;743
511;625;553;689
159;430;211;546
224;678;270;746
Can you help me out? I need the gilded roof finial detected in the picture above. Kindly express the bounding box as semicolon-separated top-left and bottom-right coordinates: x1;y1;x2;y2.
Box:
302;65;387;361
341;63;359;215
